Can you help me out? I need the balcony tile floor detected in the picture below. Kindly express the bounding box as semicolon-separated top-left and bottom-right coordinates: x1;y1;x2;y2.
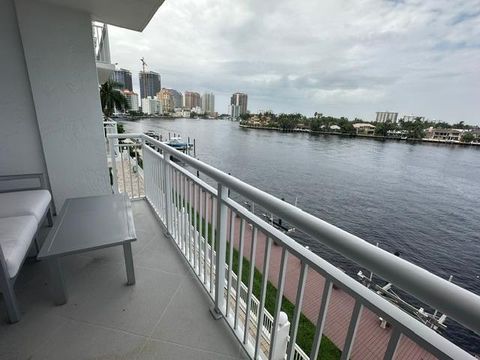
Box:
0;199;248;360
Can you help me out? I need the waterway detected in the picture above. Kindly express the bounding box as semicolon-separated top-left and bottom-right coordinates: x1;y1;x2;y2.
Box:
120;117;480;353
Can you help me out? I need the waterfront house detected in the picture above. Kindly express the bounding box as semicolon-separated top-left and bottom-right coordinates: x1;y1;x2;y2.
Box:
1;0;479;359
425;127;466;142
353;123;376;136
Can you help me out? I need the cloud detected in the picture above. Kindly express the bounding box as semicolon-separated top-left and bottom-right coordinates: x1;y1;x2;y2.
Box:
109;0;480;123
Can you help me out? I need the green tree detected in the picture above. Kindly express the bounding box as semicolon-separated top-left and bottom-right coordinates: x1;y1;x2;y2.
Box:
277;113;303;130
100;80;128;117
401;118;426;139
453;121;470;129
375;121;397;136
461;132;475;143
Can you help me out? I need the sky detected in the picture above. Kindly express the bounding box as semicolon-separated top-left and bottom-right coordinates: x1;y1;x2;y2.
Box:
108;0;480;124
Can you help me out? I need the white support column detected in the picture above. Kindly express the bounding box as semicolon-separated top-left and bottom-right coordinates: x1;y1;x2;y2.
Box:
15;0;110;209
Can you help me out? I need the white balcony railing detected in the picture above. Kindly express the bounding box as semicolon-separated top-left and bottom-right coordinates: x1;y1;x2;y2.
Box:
107;132;480;360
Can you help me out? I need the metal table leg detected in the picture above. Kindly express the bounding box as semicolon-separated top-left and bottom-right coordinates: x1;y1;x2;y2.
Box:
48;257;67;305
123;242;135;285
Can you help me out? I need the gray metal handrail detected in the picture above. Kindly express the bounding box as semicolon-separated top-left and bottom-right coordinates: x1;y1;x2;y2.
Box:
108;132;480;337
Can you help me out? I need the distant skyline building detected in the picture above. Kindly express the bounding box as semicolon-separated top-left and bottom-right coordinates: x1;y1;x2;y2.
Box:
230;92;248;118
123;90;139;111
184;91;201;109
112;68;132;91
157;89;174;113
141;96;161;115
376;111;398;123
402;115;425;122
202;92;215;114
167;89;183;108
230;105;241;119
139;71;161;99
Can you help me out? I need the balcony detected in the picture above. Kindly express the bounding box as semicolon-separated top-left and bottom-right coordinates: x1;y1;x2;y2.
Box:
98;131;479;360
0;199;248;360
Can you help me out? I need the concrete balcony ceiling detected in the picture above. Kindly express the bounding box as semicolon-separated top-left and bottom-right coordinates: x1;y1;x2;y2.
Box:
42;0;166;31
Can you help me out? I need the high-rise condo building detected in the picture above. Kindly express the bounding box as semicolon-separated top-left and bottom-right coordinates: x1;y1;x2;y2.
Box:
184;91;201;109
202;92;215;115
139;71;161;99
123;90;139;111
376;111;398;123
166;89;183;108
157;89;174;113
230;92;248;118
111;68;132;91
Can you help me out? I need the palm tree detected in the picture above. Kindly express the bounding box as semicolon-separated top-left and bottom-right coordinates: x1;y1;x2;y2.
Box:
100;80;128;117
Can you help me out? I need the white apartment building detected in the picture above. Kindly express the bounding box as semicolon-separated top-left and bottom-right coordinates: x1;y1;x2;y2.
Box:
201;92;215;114
141;96;161;115
376;111;398;123
123;90;139;111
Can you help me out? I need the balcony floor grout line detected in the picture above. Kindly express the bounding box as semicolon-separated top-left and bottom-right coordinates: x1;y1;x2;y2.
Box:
133;275;187;360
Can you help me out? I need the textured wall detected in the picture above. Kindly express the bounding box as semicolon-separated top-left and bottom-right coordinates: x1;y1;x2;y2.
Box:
15;0;110;209
0;0;46;178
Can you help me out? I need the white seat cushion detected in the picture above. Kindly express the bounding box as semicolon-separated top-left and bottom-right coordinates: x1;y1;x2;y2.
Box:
0;190;51;223
0;216;37;278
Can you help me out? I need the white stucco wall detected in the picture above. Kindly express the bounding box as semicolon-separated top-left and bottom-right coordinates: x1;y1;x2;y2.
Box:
15;0;110;209
0;0;47;178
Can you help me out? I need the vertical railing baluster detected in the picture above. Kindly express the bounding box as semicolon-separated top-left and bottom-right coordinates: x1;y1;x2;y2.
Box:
244;226;258;345
341;300;363;360
196;185;201;274
226;210;235;317
203;190;208;286
383;328;402;360
181;175;187;255
140;144;147;201
109;139;119;194
174;170;180;243
136;144;141;197
186;178;192;263
120;149;126;194
127;146;134;198
287;262;308;360
309;279;333;360
210;193;216;294
159;155;165;220
155;153;160;214
269;247;289;360
193;183;197;272
234;218;245;331
199;189;204;278
212;183;228;318
255;237;272;359
163;153;172;232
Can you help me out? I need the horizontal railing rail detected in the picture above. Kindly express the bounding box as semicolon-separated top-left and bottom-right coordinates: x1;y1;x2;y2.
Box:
108;133;479;360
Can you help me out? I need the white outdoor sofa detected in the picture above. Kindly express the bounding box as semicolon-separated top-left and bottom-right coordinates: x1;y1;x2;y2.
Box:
0;174;53;323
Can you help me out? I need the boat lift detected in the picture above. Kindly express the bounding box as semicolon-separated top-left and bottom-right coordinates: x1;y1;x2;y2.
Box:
357;249;451;333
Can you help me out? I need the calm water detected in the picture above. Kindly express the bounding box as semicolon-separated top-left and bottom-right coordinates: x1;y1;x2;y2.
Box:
121;117;480;353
